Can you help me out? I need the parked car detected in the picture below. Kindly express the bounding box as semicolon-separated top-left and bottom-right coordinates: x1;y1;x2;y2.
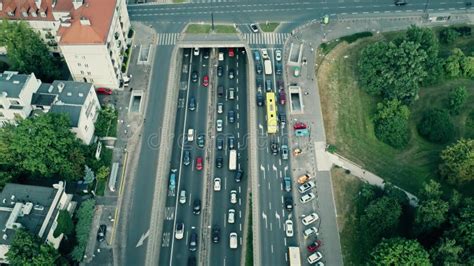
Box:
189;232;198;251
293;121;307;130
285;220;294;237
193;199;201;215
96;88;112;95
250;23;259;33
300;192;316;203
175;222;184;240
196;157;203;171
285;197;293;211
97;224;106;242
298;181;316;194
217;102;224;114
307;252;323;264
214;178;221;191
303;226;319;239
283;176;291;192
281;144;289;160
218;85;224;98
307;240;322;253
302;212;319;225
297;174;312;184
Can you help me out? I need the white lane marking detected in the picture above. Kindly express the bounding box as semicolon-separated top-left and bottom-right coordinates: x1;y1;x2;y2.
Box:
262;212;268;228
269;201;272;210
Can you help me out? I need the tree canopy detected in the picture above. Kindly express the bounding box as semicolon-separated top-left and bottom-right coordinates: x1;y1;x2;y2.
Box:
373;99;411;148
447;86;468;115
370;237;431;265
6;229;59;265
417;108;455;144
71;199;96;262
0;113;86;181
0;21;64;82
439;138;474;185
53;210;74;238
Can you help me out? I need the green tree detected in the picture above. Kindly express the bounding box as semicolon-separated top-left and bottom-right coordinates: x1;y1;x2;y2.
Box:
96;166;110;181
419;179;443;201
373;99;411;148
447;86;468;115
439;138;474;185
71;199;96;262
94;106;118;138
415;198;449;234
445;48;464;78
430;238;464;265
370;237;431;265
439;28;460;44
6;229;59;265
53;210;74;238
417;108;455;143
446;198;474;262
83;165;95;184
1;113;86;180
360;196;402;248
0;21;63;82
460;56;474;77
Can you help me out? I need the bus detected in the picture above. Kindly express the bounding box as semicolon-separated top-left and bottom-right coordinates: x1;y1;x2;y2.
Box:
229;150;237;171
266;92;278;134
264;59;273;75
288;247;302;266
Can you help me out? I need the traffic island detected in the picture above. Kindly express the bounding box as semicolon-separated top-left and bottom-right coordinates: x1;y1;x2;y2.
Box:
259;22;280;32
185;24;237;34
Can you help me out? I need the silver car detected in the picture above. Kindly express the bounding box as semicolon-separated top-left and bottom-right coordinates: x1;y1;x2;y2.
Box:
281;145;289;160
216;119;223;132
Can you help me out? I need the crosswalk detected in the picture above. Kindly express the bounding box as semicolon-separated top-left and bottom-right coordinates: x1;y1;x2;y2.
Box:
156;32;290;46
242;33;290;45
165;206;175;220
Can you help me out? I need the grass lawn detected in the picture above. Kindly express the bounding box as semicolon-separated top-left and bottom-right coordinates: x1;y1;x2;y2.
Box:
214;25;237;34
173;0;187;3
95;179;106;196
332;167;365;265
186;24;212;34
318;33;474;196
259;22;280;32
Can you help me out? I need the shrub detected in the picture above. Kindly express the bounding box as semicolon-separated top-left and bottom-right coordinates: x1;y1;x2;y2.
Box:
373;100;411;148
447;86;468;115
439;28;460;44
340;31;373;43
417;108;454;144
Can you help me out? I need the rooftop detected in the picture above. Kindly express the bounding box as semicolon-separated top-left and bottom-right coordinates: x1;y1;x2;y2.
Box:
0;0;55;21
0;71;30;99
50;104;81;127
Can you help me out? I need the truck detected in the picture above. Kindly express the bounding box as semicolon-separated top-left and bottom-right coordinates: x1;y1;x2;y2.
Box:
264;59;273;75
288;247;302;266
229;150;237;171
297;174;312;184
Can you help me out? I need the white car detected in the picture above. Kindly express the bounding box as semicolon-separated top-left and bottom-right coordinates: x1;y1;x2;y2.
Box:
187;128;194;142
303;226;318;239
228;209;235;224
275;49;282;61
175;222;184;240
249;23;259;33
214;178;221;191
300;192;316;203
307;251;323;264
216;119;223;132
217;103;223;114
261;49;269;60
230;190;237;204
298;181;316;194
302;212;319;226
285;220;294;237
193;47;199;56
229;232;238;249
179;190;186;204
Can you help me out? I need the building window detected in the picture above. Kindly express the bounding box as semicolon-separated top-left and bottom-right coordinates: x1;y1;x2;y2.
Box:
82;56;86;59
87;72;91;76
85;64;89;68
80;71;84;75
10;100;20;105
78;63;82;67
85;125;88;132
0;112;3;117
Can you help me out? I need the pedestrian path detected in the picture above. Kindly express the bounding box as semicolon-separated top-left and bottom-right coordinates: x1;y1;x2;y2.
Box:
157;33;180;45
242;33;290;45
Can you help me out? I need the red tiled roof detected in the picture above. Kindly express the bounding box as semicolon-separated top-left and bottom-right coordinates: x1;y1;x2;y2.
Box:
58;0;117;45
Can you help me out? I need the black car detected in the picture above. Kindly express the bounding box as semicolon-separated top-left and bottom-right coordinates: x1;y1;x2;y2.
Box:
257;91;264;106
217;66;224;77
203;49;210;59
285;197;293;211
216;157;223;168
97;224;106;242
212;226;221;243
256;78;263;91
228;69;235;79
193;199;201;215
189;232;198;251
271;142;279;155
197;134;205;148
188;97;196;111
256;64;263;74
265;79;273;92
275;63;282;75
183;150;191;166
216;137;224;150
279;112;286;127
228;110;236;123
188;256;197;266
228;136;235;150
394;0;407;6
235;170;244;183
191;71;198;83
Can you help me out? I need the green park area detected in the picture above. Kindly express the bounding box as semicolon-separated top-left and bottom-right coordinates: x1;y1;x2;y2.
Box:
186;24;237;34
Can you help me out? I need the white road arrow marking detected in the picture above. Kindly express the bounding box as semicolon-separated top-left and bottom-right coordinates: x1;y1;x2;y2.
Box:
262;212;268;228
136;229;150;247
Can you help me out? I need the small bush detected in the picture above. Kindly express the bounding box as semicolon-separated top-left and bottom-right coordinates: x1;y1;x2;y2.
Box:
341;31;373;44
417;108;454;143
439;28;459;44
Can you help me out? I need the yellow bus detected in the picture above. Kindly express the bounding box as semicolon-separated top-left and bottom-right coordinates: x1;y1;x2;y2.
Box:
266;92;278;134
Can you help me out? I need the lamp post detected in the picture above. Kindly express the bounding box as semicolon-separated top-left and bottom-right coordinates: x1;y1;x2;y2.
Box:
211;12;215;32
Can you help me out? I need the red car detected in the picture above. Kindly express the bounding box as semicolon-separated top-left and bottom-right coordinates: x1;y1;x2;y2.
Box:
202;75;209;87
293;122;307;130
96;88;112;95
307;240;322;253
228;48;235;57
279;89;286;105
196;157;203;171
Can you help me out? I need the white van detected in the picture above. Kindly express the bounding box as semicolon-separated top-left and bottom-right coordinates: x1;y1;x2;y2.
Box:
187;128;194;142
218;52;224;61
228;88;235;100
229;232;238;249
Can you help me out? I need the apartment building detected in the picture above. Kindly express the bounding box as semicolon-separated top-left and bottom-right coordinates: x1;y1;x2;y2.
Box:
0;0;132;89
